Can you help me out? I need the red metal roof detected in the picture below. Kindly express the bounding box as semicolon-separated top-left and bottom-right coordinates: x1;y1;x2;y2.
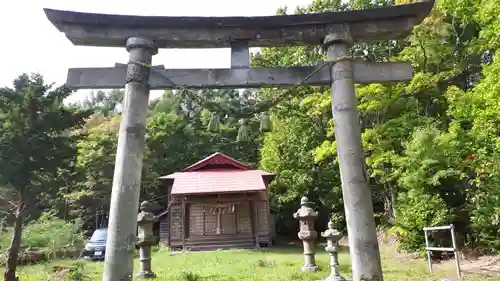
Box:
160;170;275;195
158;152;276;195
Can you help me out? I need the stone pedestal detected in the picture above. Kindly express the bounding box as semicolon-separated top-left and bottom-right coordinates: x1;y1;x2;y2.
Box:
293;196;319;272
136;201;157;279
319;221;345;281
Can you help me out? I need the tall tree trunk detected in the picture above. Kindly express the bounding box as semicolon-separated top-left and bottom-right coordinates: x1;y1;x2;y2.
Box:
389;185;397;220
383;183;397;224
3;198;25;281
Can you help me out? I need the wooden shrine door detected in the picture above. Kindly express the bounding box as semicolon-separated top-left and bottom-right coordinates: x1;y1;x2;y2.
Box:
203;203;237;235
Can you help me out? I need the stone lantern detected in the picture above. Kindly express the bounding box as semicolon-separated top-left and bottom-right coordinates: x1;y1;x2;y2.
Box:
293;196;319;272
320;221;345;281
136;201;156;279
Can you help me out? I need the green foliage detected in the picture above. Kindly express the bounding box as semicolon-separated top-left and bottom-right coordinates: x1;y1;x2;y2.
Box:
180;270;202;281
0;73;91;195
0;213;84;264
47;262;92;281
0;213;84;250
0;73;91;279
257;0;500;253
392;190;452;253
21;212;84;249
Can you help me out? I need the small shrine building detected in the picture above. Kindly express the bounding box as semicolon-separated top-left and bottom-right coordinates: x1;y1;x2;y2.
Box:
157;152;276;251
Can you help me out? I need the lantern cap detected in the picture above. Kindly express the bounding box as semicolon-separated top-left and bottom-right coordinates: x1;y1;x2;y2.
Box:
321;221;342;238
300;196;311;206
140;201;153;212
328;221;334;229
293;196;318;219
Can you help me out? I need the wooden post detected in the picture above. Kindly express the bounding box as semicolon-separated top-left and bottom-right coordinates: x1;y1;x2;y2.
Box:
216;208;222;235
264;191;273;246
424;229;432;273
249;200;255;245
423;224;461;278
167;197;172;247
102;37;158;281
235;204;239;234
181;197;186;250
202;204;206;236
251;200;260;249
185;202;190;239
324;27;383;281
450;224;462;278
217;194;223;235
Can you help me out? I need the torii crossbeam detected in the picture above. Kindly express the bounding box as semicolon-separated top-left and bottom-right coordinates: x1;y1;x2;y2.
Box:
66;61;413;89
44;2;434;281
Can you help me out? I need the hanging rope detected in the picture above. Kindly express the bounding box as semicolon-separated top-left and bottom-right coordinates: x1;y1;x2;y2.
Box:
126;58;344;139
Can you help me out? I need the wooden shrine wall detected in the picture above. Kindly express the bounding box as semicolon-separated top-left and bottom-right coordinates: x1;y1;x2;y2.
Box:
158;192;273;246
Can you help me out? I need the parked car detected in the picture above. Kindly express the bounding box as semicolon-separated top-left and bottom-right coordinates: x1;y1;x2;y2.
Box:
81;228;108;261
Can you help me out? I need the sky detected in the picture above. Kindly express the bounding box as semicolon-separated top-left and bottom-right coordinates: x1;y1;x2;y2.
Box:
0;0;313;103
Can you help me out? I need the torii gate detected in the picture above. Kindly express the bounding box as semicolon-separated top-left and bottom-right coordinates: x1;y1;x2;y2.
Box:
44;2;433;281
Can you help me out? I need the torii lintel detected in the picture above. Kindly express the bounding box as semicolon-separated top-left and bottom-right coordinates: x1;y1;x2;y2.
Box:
43;1;434;49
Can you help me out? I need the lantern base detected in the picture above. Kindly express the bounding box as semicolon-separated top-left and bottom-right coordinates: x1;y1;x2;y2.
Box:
136;271;156;279
301;264;319;272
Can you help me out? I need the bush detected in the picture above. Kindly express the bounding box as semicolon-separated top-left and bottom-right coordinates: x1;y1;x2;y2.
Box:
22;212;85;249
0;211;85;264
391;190;453;255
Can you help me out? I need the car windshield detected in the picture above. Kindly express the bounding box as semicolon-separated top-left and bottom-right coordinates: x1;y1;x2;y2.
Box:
90;229;108;242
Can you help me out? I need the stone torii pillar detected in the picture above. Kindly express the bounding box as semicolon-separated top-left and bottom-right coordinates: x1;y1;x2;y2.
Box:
102;37;158;281
324;27;382;281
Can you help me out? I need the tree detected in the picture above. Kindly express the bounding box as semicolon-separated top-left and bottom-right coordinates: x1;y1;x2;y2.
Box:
255;0;399;235
0;73;91;281
71;89;124;117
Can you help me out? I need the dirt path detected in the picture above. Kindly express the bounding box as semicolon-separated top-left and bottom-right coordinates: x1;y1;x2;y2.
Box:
458;255;500;277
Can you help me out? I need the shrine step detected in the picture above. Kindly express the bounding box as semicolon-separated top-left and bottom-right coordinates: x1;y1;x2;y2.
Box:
182;235;257;251
168;235;272;251
186;238;254;246
186;242;257;251
187;235;254;242
186;241;255;251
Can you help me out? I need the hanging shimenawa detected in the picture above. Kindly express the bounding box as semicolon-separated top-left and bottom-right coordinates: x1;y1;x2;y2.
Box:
206;109;273;140
237;119;250;142
207;111;220;132
259;111;272;132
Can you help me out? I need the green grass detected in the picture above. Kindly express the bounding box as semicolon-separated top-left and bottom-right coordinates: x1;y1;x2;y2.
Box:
16;244;494;281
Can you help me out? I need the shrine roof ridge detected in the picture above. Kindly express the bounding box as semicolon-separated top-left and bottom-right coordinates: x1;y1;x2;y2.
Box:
43;1;434;48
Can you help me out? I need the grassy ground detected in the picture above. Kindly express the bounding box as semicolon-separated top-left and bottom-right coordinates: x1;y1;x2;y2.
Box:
16;243;496;281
